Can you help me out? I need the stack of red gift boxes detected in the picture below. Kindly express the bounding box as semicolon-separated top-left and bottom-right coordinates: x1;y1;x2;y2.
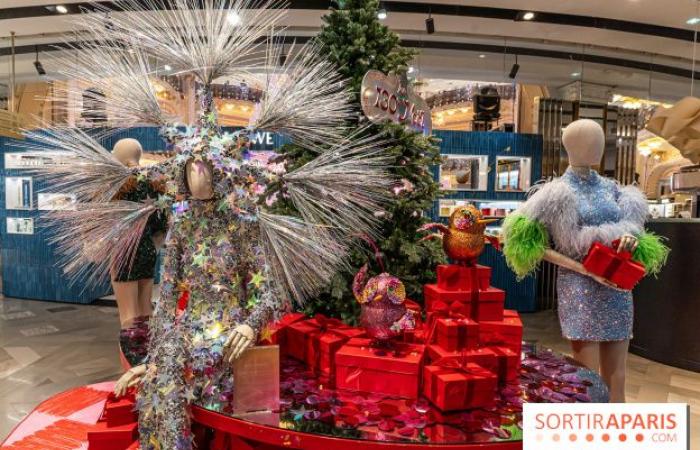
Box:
87;391;139;450
276;262;523;414
420;264;522;411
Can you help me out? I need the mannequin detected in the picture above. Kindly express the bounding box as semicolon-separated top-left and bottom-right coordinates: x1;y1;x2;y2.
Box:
111;138;167;329
502;119;669;402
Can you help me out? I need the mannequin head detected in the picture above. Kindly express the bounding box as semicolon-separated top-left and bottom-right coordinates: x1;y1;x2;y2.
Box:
562;119;604;168
112;138;143;168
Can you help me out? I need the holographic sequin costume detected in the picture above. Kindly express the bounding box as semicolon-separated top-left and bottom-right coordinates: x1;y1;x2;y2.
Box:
503;167;648;341
23;2;394;447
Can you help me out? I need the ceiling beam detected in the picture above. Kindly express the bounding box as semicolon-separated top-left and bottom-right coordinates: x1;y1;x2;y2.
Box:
2;35;697;80
0;0;694;42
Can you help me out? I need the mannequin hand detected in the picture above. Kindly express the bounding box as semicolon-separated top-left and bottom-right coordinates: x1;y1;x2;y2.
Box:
224;324;255;364
617;234;639;253
114;364;146;397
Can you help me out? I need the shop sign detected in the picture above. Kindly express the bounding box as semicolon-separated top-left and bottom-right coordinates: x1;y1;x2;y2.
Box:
360;70;432;135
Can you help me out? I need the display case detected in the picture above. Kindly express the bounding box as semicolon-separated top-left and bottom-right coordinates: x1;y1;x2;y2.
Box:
439;155;489;191
494;156;532;192
6;217;34;235
5;176;33;210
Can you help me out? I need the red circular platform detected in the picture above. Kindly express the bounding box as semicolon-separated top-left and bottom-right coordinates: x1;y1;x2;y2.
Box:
2;346;606;450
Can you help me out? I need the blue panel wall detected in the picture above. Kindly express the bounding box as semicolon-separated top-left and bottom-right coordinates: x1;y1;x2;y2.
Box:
428;131;543;312
0;135;112;303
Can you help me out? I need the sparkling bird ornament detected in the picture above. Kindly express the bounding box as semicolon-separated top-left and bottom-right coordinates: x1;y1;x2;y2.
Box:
352;240;415;342
420;204;499;266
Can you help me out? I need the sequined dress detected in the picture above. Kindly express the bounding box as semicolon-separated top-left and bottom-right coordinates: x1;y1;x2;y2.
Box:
112;178;167;282
516;168;647;341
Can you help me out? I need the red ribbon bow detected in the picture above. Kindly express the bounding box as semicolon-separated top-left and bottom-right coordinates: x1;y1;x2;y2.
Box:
312;314;347;333
433;355;474;375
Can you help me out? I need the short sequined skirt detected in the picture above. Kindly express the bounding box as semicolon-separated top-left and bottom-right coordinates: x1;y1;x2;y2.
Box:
556;268;633;342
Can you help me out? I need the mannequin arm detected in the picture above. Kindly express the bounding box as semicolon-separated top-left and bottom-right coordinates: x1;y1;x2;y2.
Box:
543;249;622;290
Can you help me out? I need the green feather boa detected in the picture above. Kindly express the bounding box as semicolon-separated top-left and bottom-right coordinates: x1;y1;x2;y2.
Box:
632;231;670;276
502;214;549;280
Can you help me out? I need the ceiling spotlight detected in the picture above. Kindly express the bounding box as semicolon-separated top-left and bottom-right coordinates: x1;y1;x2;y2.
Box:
377;8;387;20
508;55;520;79
227;11;241;25
687;17;700;25
479;54;486;59
426;15;435;34
55;4;68;14
34;47;46;76
164;64;172;71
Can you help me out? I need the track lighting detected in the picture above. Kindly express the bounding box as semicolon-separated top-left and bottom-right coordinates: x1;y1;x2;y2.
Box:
34;47;46;76
426;14;435;34
508;55;519;79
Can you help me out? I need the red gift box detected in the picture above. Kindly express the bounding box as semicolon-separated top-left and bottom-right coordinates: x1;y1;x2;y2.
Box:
437;264;491;291
478;310;523;354
88;421;138;450
470;287;505;322
491;346;520;381
258;312;306;347
582;241;646;290
423;359;497;411
335;338;425;399
285;315;365;380
424;285;505;322
105;398;137;428
424;284;470;314
426;345;498;374
434;317;479;352
403;323;428;344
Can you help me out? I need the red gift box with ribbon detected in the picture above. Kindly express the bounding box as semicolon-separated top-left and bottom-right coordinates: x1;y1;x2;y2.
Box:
87;421;138;450
424;285;469;313
424;285;505;322
423;358;497;411
334;338;425;399
285;315;365;381
478;310;523;354
437;264;491;291
491;346;520;381
258;312;307;347
582;240;646;290
470;287;505;322
434;317;479;352
426;345;498;375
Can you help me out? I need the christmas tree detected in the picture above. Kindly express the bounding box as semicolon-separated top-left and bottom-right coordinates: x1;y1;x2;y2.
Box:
276;0;445;322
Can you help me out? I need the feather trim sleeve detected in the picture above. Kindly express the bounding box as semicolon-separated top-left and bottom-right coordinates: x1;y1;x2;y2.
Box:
502;214;549;279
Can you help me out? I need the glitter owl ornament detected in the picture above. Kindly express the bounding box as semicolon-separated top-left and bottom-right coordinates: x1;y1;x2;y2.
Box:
420;204;499;266
353;264;415;342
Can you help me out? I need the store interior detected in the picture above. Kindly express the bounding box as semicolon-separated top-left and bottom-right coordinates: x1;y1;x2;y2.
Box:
0;1;699;449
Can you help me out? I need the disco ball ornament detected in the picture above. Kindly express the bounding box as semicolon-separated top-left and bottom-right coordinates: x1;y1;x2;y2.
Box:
455;169;471;184
353;264;412;342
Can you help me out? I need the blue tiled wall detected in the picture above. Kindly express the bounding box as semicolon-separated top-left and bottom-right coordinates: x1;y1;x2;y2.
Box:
428;131;543;312
1;128;542;310
1;134;112;303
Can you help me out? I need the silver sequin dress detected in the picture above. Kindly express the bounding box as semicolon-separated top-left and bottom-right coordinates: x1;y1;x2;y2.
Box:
516;167;648;341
